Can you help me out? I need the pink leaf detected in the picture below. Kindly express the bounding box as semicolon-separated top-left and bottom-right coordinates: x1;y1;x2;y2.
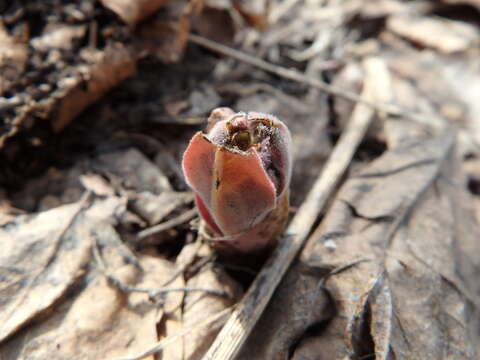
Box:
211;147;276;234
182;132;216;207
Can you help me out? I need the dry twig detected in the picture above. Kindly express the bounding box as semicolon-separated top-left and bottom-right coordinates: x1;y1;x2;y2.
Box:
92;240;228;301
189;34;438;128
137;208;198;241
110;279;228;301
201;58;382;360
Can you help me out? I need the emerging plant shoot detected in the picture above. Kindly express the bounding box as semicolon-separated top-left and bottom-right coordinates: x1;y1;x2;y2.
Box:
182;107;292;254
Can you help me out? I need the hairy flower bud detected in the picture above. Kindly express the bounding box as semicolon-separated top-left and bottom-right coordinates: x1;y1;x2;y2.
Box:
182;107;292;253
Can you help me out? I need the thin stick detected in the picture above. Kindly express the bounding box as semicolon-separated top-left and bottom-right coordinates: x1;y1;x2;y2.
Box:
193;34;478;151
110;278;229;300
93;239;228;300
202;58;381;360
137;208;197;240
189;34;436;128
117;306;234;360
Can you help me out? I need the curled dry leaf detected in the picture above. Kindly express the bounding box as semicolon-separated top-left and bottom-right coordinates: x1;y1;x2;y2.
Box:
182;107;293;254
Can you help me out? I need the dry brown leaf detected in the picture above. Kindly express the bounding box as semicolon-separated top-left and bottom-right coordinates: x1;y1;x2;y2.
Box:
0;188;183;360
52;44;136;131
79;173;116;197
0;0;215;150
335;57;423;148
0;195;125;344
297;134;478;359
384;50;480;155
8;146;172;213
191;6;235;44
439;57;480;153
332;53;475;150
237;262;335;359
387;14;479;53
240;132;479;359
232;0;269;29
0;252;181;360
137;0;202;63
131;191;193;225
93;147;172;193
139;15;189;63
100;0;169;26
11;265;154;360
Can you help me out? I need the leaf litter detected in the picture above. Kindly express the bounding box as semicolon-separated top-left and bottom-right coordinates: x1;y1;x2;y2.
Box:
1;0;480;359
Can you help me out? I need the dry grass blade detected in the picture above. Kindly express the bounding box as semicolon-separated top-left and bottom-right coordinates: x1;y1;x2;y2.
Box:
201;58;381;360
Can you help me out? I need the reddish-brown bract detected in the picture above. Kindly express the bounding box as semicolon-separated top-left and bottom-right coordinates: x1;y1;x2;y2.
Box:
182;108;292;253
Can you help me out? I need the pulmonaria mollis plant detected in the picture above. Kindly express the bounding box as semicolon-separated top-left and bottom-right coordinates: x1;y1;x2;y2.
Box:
182;107;292;254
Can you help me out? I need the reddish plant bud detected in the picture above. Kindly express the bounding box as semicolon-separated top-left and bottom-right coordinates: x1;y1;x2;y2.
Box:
182;108;292;253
